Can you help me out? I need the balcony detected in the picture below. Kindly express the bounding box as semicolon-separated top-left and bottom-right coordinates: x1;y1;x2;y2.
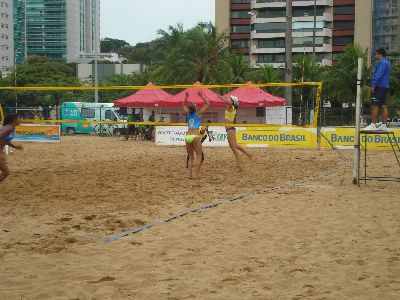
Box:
252;0;333;9
251;59;332;68
250;43;332;54
254;12;333;23
254;62;286;68
251;28;332;39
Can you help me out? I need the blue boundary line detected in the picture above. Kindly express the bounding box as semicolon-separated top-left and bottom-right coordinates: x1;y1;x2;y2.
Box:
104;169;336;243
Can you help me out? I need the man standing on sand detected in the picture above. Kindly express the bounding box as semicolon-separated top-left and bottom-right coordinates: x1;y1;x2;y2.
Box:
364;48;391;131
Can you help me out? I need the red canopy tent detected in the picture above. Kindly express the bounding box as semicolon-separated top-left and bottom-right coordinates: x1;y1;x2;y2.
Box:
223;81;286;107
114;82;172;108
161;81;226;107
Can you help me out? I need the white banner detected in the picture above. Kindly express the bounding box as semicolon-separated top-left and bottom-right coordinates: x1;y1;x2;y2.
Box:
155;126;229;147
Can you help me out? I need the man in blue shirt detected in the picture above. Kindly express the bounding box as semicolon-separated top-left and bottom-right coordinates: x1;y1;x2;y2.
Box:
364;48;391;131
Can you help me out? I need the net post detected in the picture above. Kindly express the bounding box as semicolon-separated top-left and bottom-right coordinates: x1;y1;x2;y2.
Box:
313;82;322;127
0;104;4;123
353;58;363;185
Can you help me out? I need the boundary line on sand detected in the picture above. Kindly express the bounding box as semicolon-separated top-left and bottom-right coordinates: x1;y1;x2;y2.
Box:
104;169;338;243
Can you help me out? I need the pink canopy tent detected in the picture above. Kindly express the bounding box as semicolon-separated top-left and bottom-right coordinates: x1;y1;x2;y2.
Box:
223;81;286;107
114;82;172;108
161;81;226;107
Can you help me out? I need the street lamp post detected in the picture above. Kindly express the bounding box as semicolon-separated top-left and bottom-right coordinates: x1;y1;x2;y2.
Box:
312;0;317;61
94;0;99;103
285;0;293;106
248;11;255;67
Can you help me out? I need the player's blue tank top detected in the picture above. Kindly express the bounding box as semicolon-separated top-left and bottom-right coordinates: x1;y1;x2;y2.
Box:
187;112;201;129
0;126;15;142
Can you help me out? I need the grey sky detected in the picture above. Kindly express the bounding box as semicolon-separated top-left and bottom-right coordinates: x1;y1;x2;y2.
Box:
100;0;215;46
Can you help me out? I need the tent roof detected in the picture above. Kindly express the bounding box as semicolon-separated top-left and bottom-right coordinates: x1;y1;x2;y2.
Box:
161;81;226;107
114;82;172;108
223;81;286;107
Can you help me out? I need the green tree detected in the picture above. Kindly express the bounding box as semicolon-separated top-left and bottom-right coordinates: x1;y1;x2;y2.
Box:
323;44;369;106
0;56;81;106
247;64;284;96
100;37;130;53
389;65;400;115
292;54;324;106
151;24;232;85
119;43;153;65
226;54;251;84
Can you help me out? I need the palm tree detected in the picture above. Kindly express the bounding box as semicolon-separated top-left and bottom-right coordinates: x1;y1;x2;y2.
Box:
324;44;369;106
151;25;232;85
226;54;251;84
247;64;284;96
292;54;323;106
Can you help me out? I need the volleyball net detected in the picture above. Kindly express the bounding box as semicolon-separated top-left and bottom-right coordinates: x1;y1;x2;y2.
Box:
0;82;323;130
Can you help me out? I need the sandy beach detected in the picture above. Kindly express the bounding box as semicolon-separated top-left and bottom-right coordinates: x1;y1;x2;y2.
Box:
1;136;399;299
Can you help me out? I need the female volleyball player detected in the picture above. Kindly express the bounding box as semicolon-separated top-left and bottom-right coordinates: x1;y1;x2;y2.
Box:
0;115;23;182
218;94;252;171
186;120;212;168
182;91;209;179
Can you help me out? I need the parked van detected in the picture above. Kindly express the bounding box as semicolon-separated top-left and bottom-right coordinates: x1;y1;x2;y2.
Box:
61;102;127;135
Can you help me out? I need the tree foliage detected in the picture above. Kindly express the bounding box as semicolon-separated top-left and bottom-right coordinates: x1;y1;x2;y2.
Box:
100;37;130;53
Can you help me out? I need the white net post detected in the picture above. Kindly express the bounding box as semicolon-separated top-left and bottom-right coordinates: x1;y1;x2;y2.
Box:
353;58;363;185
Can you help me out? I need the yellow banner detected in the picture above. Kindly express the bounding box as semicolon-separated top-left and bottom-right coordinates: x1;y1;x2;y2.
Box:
237;127;317;149
321;128;400;150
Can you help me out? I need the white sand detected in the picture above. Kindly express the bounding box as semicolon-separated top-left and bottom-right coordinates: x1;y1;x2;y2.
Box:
1;136;399;299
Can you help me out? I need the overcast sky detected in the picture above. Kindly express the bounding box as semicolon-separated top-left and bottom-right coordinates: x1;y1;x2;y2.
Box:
100;0;215;46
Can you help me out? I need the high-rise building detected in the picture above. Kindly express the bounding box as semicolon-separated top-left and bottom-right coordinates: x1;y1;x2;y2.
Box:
13;0;100;63
0;0;14;74
216;0;373;67
13;0;25;64
372;0;400;54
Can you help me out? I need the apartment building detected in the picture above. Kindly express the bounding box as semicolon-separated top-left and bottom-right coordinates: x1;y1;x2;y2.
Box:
216;0;373;67
13;0;100;63
0;0;13;74
372;0;400;54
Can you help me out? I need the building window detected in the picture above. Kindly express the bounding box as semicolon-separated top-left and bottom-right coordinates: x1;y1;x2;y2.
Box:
258;38;285;48
258;7;324;18
293;37;328;47
232;25;250;33
232;40;249;48
333;36;354;45
333;6;355;15
333;21;355;30
258;8;285;18
231;10;251;19
293;21;325;32
258;54;285;63
293;7;324;17
254;22;286;33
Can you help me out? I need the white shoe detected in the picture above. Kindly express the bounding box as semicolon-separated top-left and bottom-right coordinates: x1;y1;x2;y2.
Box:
376;123;388;131
363;123;377;131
